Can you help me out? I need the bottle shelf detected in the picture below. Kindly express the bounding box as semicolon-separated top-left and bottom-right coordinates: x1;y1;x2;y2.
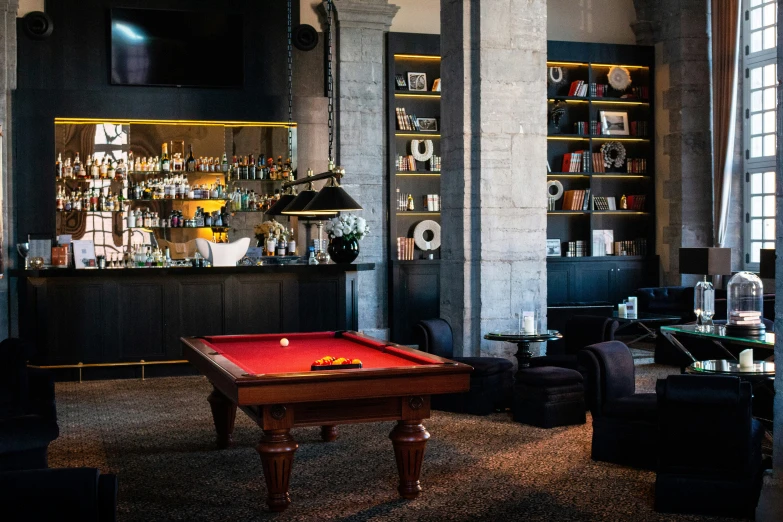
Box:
129;226;230;230
395;172;441;176
229;178;286;182
548;95;649;105
230;209;268;213
547;172;650;178
128;170;227;176
56;210;124;213
394;92;441;98
128;198;230;203
547;135;649;142
548;210;649;215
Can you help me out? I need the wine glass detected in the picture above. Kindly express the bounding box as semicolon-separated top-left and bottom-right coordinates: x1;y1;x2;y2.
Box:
16;242;30;269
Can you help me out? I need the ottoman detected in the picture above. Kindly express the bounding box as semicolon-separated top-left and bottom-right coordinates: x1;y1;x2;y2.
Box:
514;366;586;428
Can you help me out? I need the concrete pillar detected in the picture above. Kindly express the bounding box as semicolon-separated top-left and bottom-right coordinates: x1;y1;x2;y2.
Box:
632;0;713;285
440;0;548;359
330;0;398;339
0;0;18;339
757;2;783;517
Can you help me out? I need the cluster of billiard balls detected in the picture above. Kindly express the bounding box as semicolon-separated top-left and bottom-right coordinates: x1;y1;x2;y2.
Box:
312;356;362;366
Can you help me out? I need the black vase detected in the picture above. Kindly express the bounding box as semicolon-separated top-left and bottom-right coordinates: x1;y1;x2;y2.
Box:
328;236;360;263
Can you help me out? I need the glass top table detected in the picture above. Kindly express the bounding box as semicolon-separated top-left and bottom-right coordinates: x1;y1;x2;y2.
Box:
612;312;682;345
661;324;775;347
484;330;562;369
686;359;776;377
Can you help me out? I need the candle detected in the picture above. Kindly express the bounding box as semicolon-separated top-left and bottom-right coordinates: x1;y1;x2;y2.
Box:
523;315;534;334
739;349;753;368
618;303;627;318
627;296;638;318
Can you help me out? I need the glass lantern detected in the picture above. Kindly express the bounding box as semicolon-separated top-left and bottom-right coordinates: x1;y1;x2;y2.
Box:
725;271;765;338
693;277;715;330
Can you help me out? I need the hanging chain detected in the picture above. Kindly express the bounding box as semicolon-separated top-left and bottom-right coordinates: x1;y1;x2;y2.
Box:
287;0;293;164
326;0;334;166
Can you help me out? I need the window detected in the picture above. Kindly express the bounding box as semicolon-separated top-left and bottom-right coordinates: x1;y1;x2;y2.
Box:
743;0;777;268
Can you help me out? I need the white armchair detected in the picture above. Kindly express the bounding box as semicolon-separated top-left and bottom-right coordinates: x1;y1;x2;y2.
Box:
194;237;251;267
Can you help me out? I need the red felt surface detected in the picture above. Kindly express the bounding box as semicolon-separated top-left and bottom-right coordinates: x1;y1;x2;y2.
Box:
201;332;439;375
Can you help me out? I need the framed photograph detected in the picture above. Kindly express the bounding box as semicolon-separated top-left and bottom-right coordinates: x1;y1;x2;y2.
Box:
71;239;97;269
417;117;438;132
407;72;427;91
546;239;561;257
432;78;441;92
395;73;407;89
600;111;629;135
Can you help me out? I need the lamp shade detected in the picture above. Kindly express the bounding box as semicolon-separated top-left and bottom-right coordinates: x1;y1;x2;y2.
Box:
302;185;363;213
281;188;336;216
679;247;732;276
265;193;297;216
759;249;775;279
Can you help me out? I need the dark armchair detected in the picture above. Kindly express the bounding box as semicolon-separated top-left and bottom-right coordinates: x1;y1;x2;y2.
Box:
0;467;118;522
577;341;658;469
0;338;59;471
415;319;513;415
530;315;618;372
655;375;765;517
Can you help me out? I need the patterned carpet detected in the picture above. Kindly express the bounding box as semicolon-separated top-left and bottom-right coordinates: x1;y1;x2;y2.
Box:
48;362;741;522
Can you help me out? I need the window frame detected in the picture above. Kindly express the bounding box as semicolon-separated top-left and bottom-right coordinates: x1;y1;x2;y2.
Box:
742;0;778;270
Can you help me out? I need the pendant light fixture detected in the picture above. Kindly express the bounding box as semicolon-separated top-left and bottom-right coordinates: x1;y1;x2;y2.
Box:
280;0;363;215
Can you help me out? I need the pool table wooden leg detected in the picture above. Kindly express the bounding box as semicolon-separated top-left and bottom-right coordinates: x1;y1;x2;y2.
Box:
257;429;298;512
320;425;338;441
389;420;430;499
207;386;237;449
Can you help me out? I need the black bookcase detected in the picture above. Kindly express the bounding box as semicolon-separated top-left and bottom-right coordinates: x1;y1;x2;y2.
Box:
546;41;659;307
386;33;441;344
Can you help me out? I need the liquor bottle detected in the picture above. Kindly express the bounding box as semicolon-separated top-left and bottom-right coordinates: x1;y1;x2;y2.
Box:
55;153;63;178
128;151;134;172
172;153;184;172
98;191;106;212
248;153;256;180
91;155;100;179
106;160;115;181
161;143;170;172
407;193;415;211
56;187;64;211
115;159;126;180
99;157;108;178
85;154;93;179
73;153;83;178
187;145;196;172
308;246;318;265
277;236;287;256
286;158;295;180
221;153;229;174
63;157;73;178
257;155;266;180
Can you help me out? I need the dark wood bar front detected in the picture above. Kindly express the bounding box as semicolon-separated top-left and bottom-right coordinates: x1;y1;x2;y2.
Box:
13;264;373;378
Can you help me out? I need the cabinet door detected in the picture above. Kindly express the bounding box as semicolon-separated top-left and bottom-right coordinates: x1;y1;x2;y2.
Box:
392;263;440;345
612;262;648;303
572;262;614;303
546;262;572;304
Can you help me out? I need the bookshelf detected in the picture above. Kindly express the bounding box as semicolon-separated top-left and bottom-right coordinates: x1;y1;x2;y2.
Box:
546;41;658;308
387;33;442;344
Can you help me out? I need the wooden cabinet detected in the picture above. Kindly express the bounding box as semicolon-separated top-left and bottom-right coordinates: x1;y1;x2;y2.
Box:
547;257;656;305
390;261;440;345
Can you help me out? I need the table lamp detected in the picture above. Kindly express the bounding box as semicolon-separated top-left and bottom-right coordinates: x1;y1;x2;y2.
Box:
679;247;731;328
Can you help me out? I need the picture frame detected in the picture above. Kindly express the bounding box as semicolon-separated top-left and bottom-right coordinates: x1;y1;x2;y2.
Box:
71;239;97;269
407;72;427;91
600;111;629;136
432;78;441;92
395;73;407;89
417;117;438;132
546;239;561;257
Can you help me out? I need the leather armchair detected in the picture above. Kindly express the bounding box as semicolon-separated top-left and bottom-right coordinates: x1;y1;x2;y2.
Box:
415;319;513;415
0;467;118;522
655;375;765;517
577;341;657;469
530;315;618;372
0;338;59;471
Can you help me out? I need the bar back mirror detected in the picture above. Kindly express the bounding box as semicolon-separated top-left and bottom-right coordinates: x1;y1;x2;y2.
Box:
54;119;296;259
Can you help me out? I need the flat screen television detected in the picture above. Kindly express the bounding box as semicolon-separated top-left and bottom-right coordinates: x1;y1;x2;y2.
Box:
110;8;244;88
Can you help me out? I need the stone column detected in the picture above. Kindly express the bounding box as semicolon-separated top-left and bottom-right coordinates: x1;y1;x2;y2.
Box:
0;0;19;339
440;0;548;358
757;2;783;518
632;0;713;285
330;0;398;339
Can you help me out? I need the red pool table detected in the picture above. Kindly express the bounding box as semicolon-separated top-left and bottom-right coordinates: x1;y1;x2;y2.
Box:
181;331;472;512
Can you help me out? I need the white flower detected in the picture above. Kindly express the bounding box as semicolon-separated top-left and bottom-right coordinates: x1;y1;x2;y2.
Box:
333;228;343;237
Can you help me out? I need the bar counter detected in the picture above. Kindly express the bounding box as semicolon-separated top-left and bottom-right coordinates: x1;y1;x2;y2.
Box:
13;263;374;379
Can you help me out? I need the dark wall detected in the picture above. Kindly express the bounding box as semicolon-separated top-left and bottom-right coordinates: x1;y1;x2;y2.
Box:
14;0;302;241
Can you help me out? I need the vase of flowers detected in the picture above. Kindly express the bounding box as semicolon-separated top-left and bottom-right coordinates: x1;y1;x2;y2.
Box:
324;214;369;263
254;220;285;249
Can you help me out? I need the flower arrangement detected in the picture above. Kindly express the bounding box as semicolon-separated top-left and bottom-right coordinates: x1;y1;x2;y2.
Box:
324;213;369;242
254;220;286;241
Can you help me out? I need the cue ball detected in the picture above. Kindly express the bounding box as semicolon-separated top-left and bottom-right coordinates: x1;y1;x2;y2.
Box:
280;338;289;347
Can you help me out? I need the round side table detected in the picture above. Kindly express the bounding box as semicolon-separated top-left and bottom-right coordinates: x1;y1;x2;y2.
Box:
484;330;563;370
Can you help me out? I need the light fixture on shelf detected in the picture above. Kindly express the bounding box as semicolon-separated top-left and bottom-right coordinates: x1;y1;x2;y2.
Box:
679;247;732;329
